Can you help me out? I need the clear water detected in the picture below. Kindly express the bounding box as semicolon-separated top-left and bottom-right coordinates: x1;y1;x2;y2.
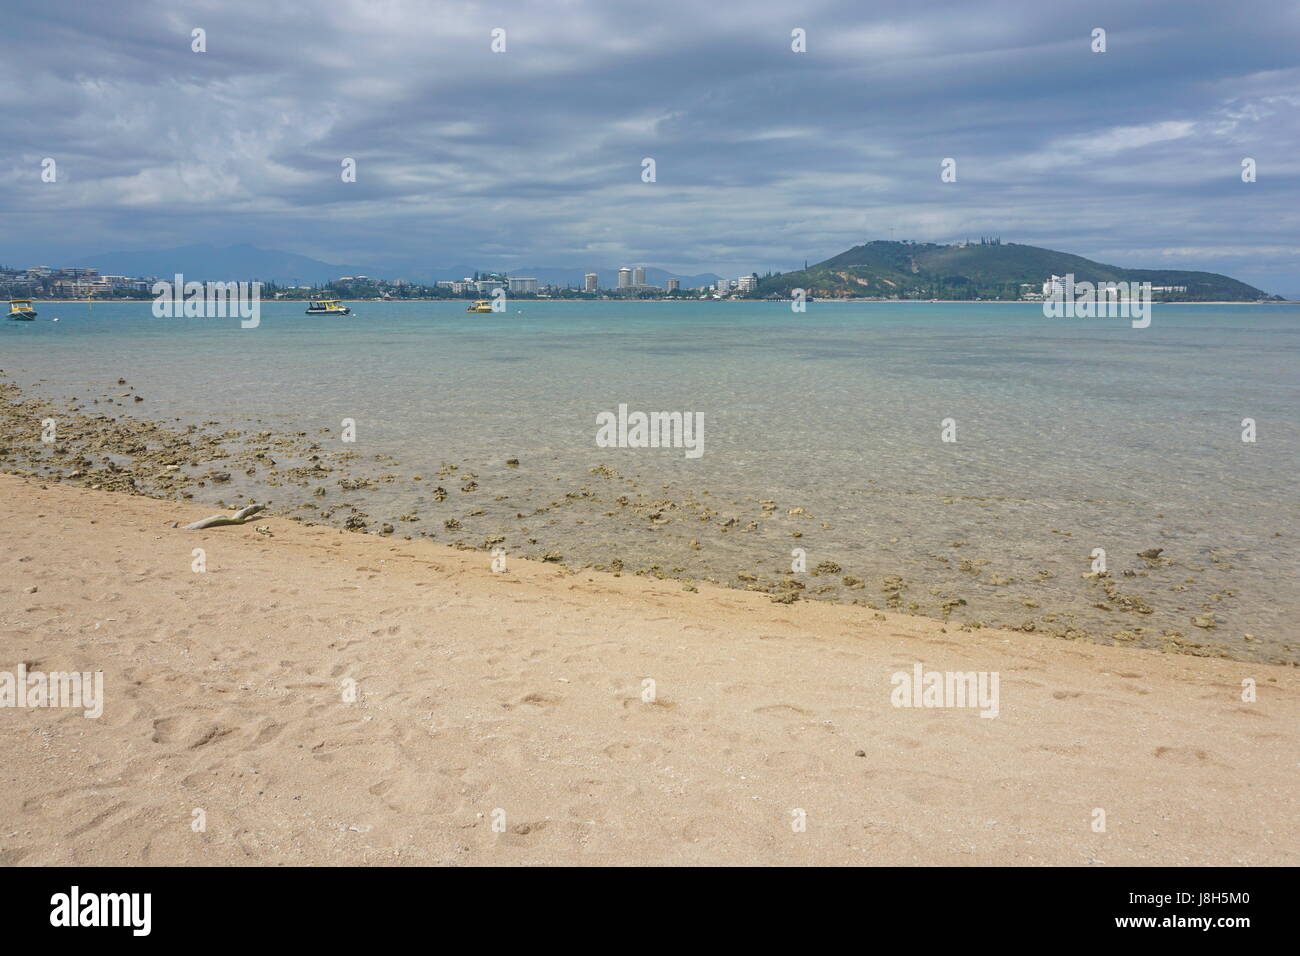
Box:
4;300;1297;661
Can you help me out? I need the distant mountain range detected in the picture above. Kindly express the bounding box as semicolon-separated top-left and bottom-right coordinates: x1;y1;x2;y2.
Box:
756;241;1272;301
75;243;721;289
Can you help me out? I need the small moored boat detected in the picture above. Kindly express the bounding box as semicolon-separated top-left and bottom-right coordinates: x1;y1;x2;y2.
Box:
305;299;351;315
7;299;37;320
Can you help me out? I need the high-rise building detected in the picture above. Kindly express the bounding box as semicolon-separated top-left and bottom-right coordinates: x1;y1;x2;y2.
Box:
507;277;538;294
584;273;598;293
666;278;680;292
737;275;758;292
1043;275;1070;298
617;268;632;289
633;266;646;286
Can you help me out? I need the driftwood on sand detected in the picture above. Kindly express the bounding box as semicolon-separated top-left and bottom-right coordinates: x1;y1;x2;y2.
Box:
182;504;265;530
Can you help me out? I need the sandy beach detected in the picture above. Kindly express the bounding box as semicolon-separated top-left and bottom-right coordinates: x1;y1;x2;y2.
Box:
1;472;1295;866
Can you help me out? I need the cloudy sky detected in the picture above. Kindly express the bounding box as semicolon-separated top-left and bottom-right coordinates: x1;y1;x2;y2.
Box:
3;0;1299;291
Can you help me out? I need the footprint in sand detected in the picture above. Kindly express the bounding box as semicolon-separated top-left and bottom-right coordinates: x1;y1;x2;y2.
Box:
513;691;563;709
1038;743;1086;757
188;725;235;750
251;720;285;746
151;716;182;744
507;820;550;837
763;750;827;772
754;703;813;717
1153;745;1216;766
602;741;664;763
619;696;676;710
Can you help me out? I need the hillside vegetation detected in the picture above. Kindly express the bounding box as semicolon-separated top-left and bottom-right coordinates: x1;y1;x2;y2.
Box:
754;241;1270;301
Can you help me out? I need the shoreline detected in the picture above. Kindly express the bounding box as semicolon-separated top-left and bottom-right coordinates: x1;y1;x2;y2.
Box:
2;472;1296;865
2;375;1292;666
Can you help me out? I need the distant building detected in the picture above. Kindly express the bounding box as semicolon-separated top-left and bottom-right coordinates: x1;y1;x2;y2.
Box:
666;278;680;292
476;279;506;294
633;266;646;286
1043;275;1069;297
507;277;538;294
584;273;598;293
617;268;632;289
53;278;109;296
737;275;758;292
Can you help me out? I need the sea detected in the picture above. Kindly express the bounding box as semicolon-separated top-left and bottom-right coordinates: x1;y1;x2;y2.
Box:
4;299;1297;661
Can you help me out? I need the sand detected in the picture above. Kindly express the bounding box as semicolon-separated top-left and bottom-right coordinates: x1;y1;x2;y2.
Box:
1;472;1295;866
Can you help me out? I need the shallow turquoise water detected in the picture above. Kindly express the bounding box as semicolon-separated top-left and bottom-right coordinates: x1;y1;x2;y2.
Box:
4;300;1297;654
6;300;1296;499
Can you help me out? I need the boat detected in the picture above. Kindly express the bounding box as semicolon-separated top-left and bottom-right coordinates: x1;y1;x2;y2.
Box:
305;299;351;315
466;300;493;313
7;299;37;320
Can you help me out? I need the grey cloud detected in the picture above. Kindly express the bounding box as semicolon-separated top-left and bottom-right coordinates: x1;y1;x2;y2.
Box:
1;0;1297;290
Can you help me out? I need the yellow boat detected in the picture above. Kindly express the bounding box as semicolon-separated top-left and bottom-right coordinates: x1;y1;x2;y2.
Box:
8;299;37;320
305;299;351;315
466;300;493;313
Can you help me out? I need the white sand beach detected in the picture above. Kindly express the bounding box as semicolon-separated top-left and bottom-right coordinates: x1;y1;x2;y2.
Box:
1;474;1295;866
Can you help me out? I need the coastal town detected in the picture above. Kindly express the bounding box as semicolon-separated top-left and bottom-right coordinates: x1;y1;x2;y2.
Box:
0;262;1231;304
0;263;762;301
0;238;1275;304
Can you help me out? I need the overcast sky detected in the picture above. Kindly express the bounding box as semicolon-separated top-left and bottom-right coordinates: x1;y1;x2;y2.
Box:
3;0;1298;291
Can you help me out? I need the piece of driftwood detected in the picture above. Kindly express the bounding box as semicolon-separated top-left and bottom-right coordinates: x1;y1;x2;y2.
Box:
182;504;264;530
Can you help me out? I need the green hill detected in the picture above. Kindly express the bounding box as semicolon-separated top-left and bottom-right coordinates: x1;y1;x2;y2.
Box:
754;241;1271;301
